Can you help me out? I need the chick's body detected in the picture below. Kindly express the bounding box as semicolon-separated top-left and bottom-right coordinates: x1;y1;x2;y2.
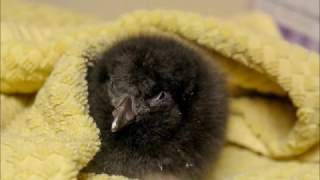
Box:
84;35;228;180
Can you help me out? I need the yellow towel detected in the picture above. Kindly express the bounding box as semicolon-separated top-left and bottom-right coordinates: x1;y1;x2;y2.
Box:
1;0;319;179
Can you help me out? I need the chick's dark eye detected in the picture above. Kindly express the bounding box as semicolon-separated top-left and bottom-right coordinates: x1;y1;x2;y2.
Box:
149;91;171;107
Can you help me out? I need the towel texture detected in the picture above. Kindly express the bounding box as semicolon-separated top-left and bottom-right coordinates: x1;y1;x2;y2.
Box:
1;0;319;179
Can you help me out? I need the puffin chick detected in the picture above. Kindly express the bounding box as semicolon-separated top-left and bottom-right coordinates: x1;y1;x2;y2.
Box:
83;35;229;180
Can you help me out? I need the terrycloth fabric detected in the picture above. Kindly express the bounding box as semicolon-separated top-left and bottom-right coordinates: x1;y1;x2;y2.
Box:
1;0;319;179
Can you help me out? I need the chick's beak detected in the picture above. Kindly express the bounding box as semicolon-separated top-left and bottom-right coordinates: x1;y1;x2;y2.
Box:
111;96;137;133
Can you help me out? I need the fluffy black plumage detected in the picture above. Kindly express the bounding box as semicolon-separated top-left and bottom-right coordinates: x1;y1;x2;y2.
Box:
83;35;228;180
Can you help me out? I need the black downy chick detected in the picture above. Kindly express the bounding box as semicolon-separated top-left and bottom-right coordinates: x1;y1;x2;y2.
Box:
83;35;229;180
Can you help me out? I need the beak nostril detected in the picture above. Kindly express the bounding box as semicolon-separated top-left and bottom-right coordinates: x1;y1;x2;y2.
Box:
137;104;150;114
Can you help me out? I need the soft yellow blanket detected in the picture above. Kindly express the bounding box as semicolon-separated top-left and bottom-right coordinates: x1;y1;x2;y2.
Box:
1;0;319;179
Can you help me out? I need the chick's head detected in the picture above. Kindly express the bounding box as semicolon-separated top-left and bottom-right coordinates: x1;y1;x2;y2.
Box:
94;36;199;135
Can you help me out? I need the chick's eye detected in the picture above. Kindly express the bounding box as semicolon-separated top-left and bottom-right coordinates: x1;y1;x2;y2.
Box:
149;91;171;107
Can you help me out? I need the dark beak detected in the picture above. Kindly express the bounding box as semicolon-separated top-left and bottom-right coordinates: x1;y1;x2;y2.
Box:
111;96;137;133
